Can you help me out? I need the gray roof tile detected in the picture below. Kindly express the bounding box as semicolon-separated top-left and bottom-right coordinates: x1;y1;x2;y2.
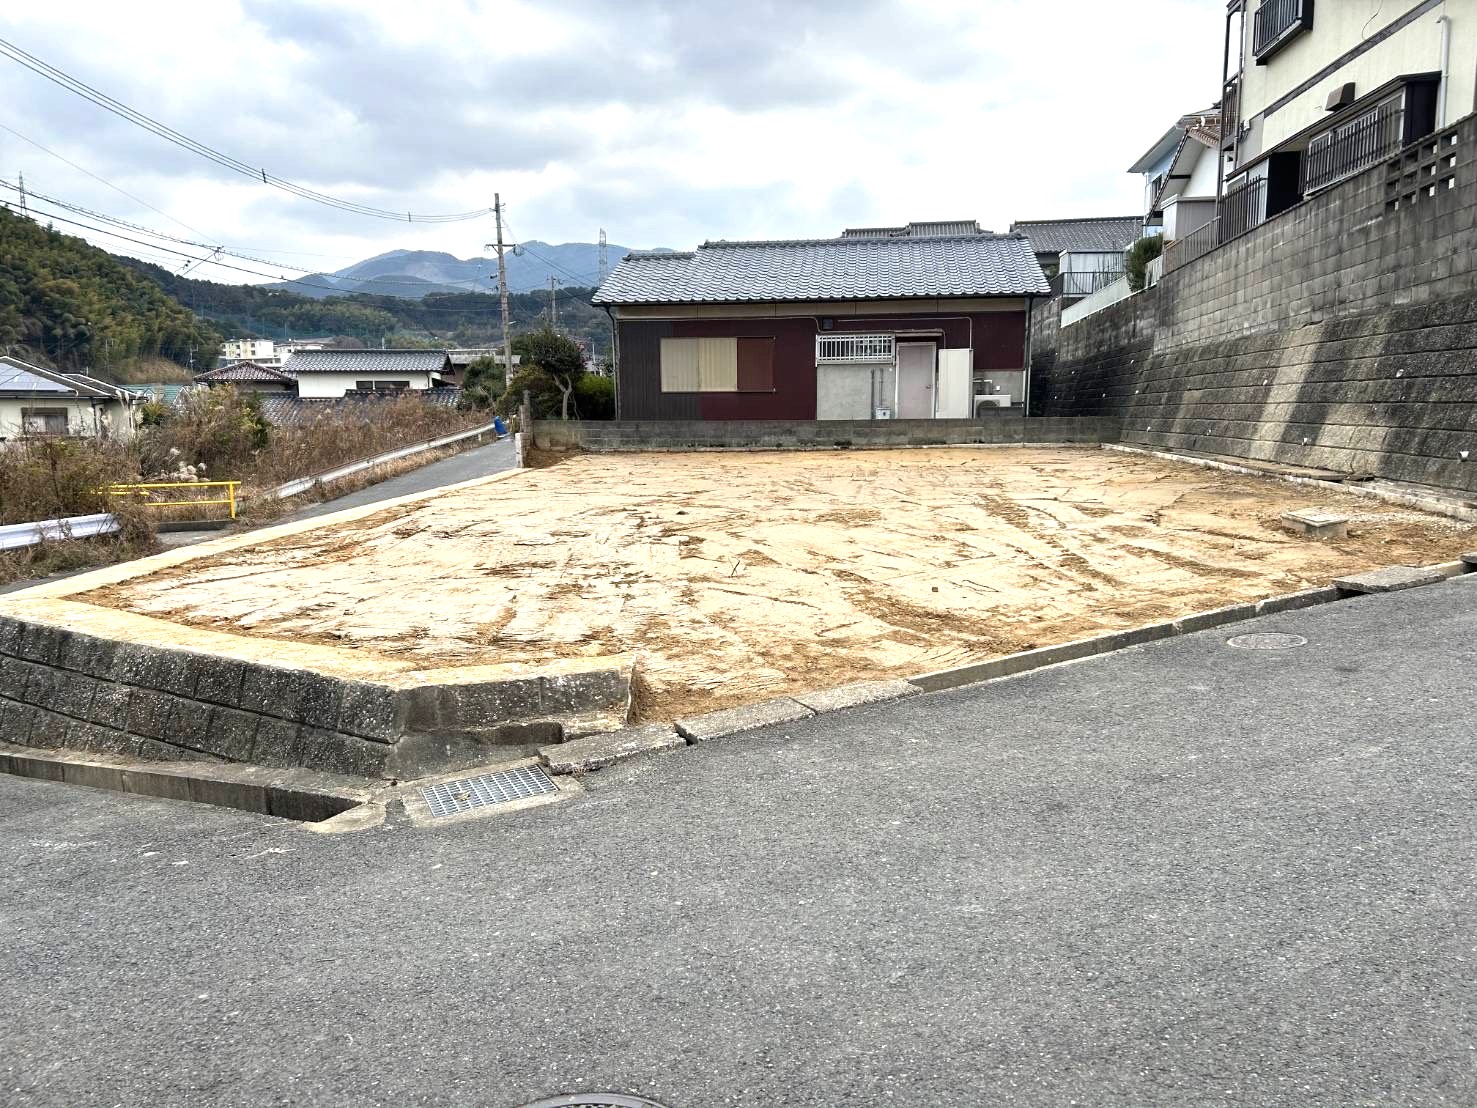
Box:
593;233;1048;305
280;349;451;376
196;361;295;384
1008;217;1144;256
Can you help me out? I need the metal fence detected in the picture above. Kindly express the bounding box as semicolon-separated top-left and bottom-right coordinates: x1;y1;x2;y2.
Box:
1051;270;1126;298
1163;219;1221;273
1305;98;1405;194
815;334;895;363
1253;0;1306;55
1220;176;1268;241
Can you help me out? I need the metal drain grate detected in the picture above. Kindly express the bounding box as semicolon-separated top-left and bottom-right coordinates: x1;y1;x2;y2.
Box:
518;1097;670;1108
1227;632;1309;650
420;765;558;818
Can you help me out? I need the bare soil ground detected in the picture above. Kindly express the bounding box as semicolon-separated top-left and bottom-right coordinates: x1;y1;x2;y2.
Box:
81;447;1475;720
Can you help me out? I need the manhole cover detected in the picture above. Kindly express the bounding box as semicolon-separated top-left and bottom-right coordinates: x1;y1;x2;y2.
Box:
518;1096;670;1108
419;765;557;818
1226;632;1308;650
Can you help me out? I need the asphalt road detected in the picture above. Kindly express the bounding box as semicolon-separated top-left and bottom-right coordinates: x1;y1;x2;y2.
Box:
2;581;1475;1106
282;434;515;522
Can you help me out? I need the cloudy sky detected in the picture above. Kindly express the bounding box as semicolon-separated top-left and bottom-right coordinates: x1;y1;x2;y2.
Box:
2;1;1224;281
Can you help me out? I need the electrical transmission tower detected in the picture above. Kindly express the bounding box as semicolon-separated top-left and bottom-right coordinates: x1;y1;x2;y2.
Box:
598;228;608;286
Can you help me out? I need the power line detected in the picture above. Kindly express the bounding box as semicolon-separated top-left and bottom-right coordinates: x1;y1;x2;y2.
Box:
0;119;209;238
0;179;484;294
0;35;495;224
6;199;505;312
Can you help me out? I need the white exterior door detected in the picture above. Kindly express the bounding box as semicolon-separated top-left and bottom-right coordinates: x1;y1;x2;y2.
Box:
936;349;973;419
895;343;935;419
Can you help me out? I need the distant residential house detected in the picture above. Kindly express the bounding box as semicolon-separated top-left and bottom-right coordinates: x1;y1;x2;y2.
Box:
1129;109;1225;239
442;347;522;386
1218;0;1474;237
0;356;137;440
1007;216;1143;298
219;338;278;366
216;337;329;369
593;223;1049;418
194;361;298;394
278;349;452;399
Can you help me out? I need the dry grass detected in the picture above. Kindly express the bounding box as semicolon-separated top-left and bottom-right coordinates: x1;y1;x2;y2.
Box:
244;396;486;492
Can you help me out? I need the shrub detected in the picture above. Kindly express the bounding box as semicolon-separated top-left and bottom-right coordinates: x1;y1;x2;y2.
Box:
247;393;483;488
0;437;143;524
1125;235;1165;292
137;386;270;477
574;374;615;420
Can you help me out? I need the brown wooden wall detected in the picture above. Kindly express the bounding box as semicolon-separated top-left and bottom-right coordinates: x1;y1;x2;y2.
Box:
615;306;1028;420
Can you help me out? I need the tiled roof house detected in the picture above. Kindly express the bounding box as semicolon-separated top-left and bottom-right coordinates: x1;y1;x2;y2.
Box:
594;226;1048;419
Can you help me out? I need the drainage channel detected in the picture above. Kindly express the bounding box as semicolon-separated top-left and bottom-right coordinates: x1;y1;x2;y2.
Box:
0;741;376;826
518;1095;671;1108
402;759;578;826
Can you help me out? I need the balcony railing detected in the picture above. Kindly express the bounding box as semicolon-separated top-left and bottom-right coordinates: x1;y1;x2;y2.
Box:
816;333;895;363
1051;269;1126;298
1220;175;1269;240
1304;97;1404;194
1253;0;1311;59
1221;79;1240;149
1162;219;1221;274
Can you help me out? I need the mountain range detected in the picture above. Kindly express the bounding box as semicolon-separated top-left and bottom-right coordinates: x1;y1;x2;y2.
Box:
272;241;657;300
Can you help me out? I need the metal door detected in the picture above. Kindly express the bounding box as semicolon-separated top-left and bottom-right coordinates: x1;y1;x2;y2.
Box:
895;343;935;419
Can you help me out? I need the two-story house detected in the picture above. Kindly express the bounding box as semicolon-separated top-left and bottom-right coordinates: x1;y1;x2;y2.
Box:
1219;0;1476;236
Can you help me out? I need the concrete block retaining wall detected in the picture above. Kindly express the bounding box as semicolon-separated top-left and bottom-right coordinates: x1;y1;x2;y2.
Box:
533;415;1123;452
0;612;631;781
1030;112;1477;495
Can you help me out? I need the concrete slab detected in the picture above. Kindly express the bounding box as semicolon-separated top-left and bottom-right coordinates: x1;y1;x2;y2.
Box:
1333;565;1446;594
540;723;686;775
1280;509;1349;539
1462;551;1477;567
793;680;919;714
675;698;814;743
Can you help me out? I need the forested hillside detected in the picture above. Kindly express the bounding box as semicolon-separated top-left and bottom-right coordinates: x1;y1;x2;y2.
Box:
131;260;613;358
0;207;221;376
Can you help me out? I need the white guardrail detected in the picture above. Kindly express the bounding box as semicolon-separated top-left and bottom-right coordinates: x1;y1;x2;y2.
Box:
0;512;119;551
271;420;499;500
1;421;500;551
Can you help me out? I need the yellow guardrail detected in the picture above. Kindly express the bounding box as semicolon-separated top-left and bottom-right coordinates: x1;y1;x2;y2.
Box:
108;481;241;519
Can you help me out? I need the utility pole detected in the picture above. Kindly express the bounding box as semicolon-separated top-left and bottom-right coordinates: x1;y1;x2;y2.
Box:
492;194;513;391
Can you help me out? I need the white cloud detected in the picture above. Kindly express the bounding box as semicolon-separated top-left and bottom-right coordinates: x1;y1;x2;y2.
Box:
0;0;1225;279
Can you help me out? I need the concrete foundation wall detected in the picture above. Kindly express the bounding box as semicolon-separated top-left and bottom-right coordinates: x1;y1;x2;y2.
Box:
816;363;895;420
1031;112;1477;494
0;612;631;781
532;415;1122;452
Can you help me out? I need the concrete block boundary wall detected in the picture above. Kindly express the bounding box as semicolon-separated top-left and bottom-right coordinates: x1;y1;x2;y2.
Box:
1030;111;1477;496
0;613;631;781
533;415;1122;452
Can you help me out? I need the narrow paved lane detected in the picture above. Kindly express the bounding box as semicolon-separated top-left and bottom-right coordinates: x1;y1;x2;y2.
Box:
283;433;514;521
2;581;1475;1106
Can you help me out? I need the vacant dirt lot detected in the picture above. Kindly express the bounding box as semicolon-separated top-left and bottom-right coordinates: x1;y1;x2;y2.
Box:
82;447;1473;719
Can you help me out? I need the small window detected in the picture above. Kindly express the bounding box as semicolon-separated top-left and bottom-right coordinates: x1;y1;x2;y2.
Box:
354;380;410;391
661;338;738;392
737;337;775;392
21;407;68;435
